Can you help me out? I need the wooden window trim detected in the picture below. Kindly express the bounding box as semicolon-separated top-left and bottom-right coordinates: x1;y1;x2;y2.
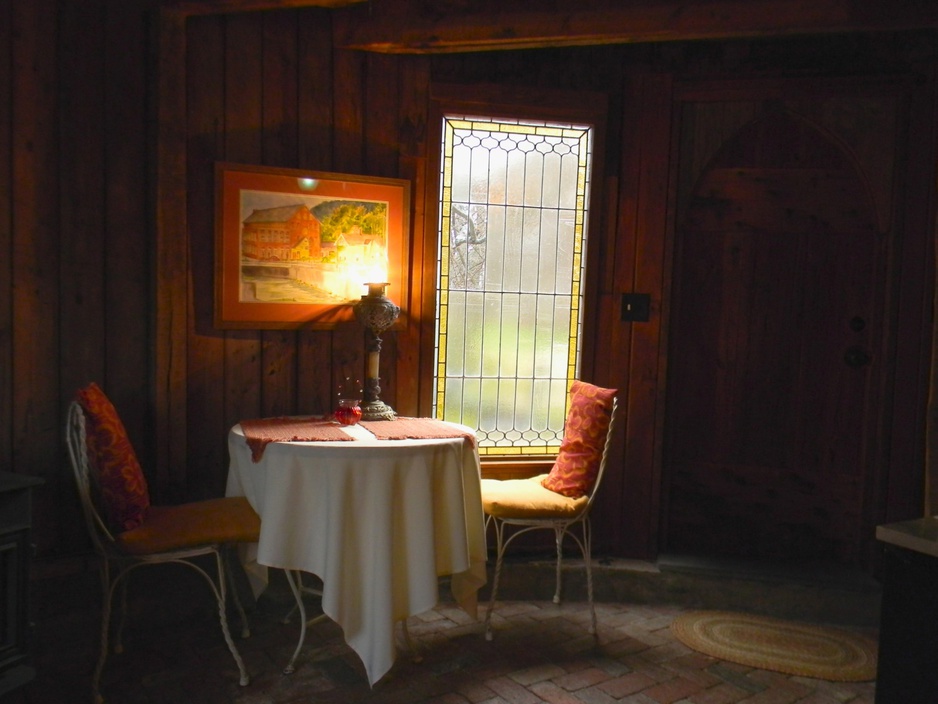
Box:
480;457;555;480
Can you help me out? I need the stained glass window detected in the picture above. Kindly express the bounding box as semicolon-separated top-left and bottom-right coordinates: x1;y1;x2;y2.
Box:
433;115;593;455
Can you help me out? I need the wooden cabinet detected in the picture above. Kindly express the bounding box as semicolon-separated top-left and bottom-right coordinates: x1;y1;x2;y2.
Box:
0;472;43;697
875;518;938;703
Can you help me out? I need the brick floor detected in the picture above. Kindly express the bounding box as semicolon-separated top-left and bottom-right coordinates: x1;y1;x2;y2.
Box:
10;562;878;704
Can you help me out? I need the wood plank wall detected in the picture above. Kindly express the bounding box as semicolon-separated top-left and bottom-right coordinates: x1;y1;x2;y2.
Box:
165;26;938;564
176;31;670;557
2;0;157;557
2;0;935;567
182;9;376;501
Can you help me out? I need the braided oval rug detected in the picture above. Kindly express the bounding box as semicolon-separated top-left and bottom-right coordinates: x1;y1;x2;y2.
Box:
670;610;878;681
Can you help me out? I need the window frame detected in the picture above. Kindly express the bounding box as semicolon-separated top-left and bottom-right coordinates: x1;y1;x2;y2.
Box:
418;83;611;478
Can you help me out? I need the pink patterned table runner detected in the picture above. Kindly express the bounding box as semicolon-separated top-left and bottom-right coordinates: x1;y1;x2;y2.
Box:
360;418;477;445
240;416;353;462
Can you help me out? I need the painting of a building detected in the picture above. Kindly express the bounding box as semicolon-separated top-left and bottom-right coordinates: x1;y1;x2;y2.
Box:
238;198;390;304
241;204;322;261
334;225;385;269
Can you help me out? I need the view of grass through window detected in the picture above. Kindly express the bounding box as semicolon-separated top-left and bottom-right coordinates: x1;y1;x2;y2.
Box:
433;115;593;455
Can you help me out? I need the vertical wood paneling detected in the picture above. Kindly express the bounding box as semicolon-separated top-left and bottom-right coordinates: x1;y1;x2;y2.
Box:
186;15;227;499
364;52;401;411
296;9;335;415
153;8;190;501
6;0;158;554
260;10;299;418
0;2;931;568
364;54;400;175
57;0;106;553
223;15;264;431
576;87;612;383
330;48;366;407
59;0;106;401
600;71;675;558
104;0;153;470
0;2;13;472
262;10;299;169
416;85;445;418
397;56;431;417
332;52;364;176
297;10;334;172
597;71;642;556
11;0;60;551
623;71;674;559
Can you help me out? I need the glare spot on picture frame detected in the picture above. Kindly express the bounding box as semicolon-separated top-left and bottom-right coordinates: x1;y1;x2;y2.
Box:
238;188;389;305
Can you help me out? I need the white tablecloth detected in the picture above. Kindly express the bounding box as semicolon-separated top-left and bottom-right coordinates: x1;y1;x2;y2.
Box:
225;421;487;686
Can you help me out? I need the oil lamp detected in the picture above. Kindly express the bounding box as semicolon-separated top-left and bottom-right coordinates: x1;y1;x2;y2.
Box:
353;282;400;421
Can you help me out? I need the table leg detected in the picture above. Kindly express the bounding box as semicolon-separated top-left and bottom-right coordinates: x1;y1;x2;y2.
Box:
280;571;323;625
282;570;307;675
282;570;328;676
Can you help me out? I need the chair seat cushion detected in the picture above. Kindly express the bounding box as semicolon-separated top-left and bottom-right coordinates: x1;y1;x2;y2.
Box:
115;496;261;555
481;474;588;519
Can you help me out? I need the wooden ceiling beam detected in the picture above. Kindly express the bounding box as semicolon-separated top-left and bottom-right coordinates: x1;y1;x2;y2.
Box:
332;0;938;54
161;0;366;17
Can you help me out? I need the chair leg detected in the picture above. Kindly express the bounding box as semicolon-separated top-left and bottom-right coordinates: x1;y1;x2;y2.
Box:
223;548;251;639
113;572;129;655
483;517;507;641
92;560;114;704
553;527;564;605
210;552;250;686
582;518;597;637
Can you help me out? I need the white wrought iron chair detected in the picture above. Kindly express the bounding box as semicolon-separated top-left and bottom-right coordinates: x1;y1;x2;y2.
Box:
481;390;618;640
65;385;261;703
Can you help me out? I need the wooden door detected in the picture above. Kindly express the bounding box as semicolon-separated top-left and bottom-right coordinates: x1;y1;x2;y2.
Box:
663;95;894;565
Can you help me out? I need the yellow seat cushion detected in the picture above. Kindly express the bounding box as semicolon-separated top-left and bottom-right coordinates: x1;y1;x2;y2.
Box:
115;496;260;556
481;474;589;520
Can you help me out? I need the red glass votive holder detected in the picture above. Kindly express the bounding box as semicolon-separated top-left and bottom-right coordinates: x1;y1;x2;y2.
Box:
334;399;362;425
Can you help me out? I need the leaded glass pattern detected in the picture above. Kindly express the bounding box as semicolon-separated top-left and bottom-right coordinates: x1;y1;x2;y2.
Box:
433;115;593;455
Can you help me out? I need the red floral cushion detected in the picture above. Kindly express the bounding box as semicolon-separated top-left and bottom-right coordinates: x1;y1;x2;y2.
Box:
541;380;617;498
76;383;150;532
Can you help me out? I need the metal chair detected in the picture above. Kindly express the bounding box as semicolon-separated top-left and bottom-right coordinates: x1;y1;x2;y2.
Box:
65;396;261;703
481;396;618;640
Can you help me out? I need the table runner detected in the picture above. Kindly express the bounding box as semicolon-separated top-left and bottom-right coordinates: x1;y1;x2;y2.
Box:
240;417;353;461
360;417;477;444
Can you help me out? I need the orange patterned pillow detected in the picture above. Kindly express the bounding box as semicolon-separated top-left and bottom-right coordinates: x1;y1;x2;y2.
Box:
76;383;150;532
541;380;617;498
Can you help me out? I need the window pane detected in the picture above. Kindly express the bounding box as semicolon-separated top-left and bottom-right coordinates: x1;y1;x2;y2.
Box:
434;115;593;455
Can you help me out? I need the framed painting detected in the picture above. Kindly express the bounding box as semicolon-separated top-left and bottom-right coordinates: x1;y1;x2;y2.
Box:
214;162;411;329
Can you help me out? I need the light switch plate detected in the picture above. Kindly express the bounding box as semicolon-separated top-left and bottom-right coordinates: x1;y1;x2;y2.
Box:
621;293;651;322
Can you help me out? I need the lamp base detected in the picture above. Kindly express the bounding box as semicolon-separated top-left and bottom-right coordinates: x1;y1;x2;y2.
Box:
360;399;397;421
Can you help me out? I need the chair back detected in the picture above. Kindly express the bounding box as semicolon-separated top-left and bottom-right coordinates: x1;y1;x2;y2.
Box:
582;396;619;512
65;401;119;555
